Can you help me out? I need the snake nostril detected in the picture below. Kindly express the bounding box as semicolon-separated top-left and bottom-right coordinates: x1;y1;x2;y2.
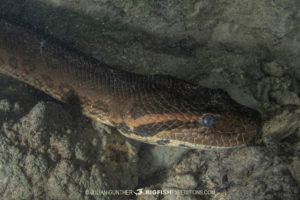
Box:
202;115;215;127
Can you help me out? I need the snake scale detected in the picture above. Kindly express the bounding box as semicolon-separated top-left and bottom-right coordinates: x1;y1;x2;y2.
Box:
0;20;260;149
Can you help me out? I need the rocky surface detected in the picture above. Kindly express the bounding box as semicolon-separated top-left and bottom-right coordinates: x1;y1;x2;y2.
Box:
0;0;300;199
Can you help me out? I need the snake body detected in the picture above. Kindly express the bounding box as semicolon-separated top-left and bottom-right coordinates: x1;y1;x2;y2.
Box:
0;20;260;149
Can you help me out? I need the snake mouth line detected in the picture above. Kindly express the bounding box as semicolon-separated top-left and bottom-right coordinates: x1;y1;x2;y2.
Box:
119;130;249;149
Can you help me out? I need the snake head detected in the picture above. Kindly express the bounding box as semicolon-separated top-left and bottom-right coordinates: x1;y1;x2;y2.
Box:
133;89;260;149
198;107;260;147
150;104;261;149
116;84;261;149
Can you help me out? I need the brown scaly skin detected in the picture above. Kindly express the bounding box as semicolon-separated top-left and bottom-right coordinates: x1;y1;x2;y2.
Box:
0;20;261;149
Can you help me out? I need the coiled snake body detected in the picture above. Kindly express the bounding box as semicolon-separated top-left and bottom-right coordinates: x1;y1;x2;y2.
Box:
0;20;260;149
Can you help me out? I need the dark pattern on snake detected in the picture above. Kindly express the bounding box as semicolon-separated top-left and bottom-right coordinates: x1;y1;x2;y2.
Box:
0;20;261;149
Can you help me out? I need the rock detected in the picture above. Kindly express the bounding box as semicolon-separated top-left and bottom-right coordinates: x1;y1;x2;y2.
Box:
0;80;139;200
262;61;284;77
262;108;300;141
0;99;10;112
270;90;300;106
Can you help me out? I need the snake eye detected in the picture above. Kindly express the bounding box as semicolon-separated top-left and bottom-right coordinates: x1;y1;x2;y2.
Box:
202;115;215;127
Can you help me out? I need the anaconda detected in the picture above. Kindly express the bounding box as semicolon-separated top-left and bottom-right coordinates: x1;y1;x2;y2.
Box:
0;20;260;149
